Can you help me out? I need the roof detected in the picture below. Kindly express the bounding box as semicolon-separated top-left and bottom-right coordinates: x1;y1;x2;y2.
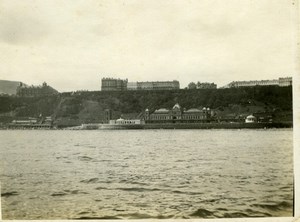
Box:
184;108;202;113
173;103;181;110
154;108;169;113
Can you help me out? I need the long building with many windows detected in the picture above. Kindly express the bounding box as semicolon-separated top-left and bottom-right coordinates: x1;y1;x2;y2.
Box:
134;80;180;91
127;80;180;91
102;77;180;91
223;77;292;88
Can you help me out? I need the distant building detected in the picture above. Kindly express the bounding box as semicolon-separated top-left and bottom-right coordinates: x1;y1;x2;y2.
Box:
226;79;278;88
127;82;138;90
101;78;128;91
145;103;211;123
136;80;180;90
16;82;58;97
278;77;292;87
137;81;155;90
103;77;180;91
223;77;292;88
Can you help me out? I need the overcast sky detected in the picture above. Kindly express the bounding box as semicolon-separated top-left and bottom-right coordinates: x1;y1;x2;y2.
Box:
0;0;298;92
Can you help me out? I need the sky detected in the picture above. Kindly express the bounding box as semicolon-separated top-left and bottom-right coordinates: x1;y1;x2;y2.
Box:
0;0;298;92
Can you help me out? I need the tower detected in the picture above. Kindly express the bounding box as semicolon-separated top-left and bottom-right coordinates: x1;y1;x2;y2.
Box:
104;109;112;123
145;108;150;120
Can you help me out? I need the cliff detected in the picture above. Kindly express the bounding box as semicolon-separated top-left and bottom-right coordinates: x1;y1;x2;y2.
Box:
0;85;293;127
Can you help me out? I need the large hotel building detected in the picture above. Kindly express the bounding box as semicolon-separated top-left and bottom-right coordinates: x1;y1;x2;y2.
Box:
101;78;180;91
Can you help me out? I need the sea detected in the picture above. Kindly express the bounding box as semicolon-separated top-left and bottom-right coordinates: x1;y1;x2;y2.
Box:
0;129;293;219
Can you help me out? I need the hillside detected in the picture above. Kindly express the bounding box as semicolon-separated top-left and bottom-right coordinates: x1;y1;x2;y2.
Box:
0;85;293;127
0;80;23;95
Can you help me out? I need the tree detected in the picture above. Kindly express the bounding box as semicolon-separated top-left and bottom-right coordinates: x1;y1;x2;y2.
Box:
188;82;197;89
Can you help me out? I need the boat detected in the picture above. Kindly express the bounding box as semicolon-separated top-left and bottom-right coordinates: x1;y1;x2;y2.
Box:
79;118;145;130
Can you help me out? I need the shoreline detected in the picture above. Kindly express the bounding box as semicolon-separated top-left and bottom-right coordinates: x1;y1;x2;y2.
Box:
1;122;292;130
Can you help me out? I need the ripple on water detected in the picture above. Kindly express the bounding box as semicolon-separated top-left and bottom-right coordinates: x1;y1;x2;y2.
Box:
223;212;251;218
119;180;148;186
251;201;292;211
95;186;108;190
78;156;93;161
50;192;67;197
245;208;272;217
116;187;162;192
80;178;99;183
72;216;122;220
190;208;215;218
116;213;173;219
65;189;89;194
51;189;88;197
1;191;19;197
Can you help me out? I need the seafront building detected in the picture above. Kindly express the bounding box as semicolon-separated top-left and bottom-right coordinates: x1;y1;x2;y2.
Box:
16;82;58;97
144;103;212;123
223;77;292;88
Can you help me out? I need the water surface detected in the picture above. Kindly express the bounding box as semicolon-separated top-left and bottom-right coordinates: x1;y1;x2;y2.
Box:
0;129;293;219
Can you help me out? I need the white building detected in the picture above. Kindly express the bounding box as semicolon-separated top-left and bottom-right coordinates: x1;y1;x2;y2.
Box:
245;115;256;123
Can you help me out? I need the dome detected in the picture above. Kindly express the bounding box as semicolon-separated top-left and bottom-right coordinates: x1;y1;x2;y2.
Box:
116;118;125;122
173;103;181;110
